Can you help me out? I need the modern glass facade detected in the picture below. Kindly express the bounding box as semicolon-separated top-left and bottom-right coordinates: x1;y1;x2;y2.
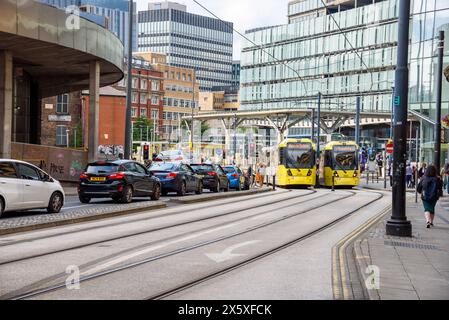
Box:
36;0;137;52
138;4;233;91
232;61;241;87
240;0;449;163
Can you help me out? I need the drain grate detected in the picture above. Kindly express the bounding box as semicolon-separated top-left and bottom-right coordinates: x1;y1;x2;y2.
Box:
384;240;440;251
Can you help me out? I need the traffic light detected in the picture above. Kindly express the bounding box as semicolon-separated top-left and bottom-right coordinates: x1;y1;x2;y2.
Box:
143;144;150;161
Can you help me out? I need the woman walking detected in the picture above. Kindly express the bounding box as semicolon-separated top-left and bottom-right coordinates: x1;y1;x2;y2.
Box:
417;165;443;228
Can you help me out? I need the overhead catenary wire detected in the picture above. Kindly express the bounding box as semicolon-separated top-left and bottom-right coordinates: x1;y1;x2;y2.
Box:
191;0;316;97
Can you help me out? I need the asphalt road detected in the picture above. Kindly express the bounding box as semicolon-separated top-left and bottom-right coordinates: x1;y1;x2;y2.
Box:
0;188;390;300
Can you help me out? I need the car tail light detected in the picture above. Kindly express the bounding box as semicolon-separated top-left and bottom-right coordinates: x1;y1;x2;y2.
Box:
208;172;217;176
175;157;182;161
108;172;125;180
155;157;162;162
307;170;312;177
232;173;239;178
167;172;177;179
117;185;124;192
80;173;88;179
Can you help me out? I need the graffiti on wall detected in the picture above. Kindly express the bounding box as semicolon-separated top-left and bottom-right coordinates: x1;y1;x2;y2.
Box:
12;143;88;182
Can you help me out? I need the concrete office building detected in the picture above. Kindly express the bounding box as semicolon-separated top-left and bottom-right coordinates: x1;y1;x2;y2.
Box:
240;0;449;163
138;1;234;91
0;0;123;182
37;0;137;52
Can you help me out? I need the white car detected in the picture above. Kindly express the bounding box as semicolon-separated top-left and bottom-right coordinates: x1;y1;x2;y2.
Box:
0;159;65;217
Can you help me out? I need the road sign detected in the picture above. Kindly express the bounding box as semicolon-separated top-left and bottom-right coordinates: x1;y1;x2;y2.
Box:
386;140;394;154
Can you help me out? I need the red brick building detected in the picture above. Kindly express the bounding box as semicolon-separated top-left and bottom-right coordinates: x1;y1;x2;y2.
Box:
114;56;164;136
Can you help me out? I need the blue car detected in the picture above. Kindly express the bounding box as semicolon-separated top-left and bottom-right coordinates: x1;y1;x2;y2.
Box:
148;162;202;196
223;166;250;191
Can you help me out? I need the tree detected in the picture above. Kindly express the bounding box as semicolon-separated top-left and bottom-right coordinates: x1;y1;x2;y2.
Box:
132;117;159;142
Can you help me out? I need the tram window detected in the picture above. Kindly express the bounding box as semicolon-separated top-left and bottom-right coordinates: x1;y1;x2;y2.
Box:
283;143;313;169
324;151;332;167
332;146;358;170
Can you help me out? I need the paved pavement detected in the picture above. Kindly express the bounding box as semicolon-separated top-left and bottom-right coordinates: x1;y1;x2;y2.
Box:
353;181;449;300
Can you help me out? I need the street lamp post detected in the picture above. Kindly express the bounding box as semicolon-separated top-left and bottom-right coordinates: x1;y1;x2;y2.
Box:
386;0;412;237
124;0;133;159
434;30;445;174
190;70;196;162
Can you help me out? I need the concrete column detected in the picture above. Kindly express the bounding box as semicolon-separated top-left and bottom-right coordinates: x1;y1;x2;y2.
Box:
88;61;100;162
0;51;13;159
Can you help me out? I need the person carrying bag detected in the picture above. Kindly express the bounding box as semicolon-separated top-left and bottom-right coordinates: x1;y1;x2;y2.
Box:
417;165;443;229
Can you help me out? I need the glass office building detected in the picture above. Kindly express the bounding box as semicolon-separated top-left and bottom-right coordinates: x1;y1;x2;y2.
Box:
138;2;234;91
240;0;449;163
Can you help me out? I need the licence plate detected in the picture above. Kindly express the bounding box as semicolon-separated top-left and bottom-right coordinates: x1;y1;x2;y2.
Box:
90;177;106;182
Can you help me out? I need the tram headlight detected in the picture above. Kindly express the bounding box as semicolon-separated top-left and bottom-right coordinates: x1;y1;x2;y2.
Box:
307;169;312;176
353;171;358;177
287;169;293;176
333;171;339;177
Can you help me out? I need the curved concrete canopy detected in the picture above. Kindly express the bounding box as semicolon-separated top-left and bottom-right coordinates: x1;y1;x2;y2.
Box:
0;0;124;98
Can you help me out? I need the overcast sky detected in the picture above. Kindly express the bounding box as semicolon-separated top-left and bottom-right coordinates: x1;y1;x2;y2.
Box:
137;0;288;59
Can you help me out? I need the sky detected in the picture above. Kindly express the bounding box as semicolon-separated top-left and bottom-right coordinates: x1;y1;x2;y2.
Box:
137;0;288;59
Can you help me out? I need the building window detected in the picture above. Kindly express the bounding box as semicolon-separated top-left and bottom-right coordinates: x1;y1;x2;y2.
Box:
182;73;186;81
151;96;159;105
132;92;138;103
151;80;160;91
151;109;159;120
56;125;68;146
140;108;147;118
56;94;69;114
171;71;175;79
132;78;138;89
176;72;180;80
140;94;147;104
141;79;147;90
131;107;137;118
188;74;192;82
164;71;168;78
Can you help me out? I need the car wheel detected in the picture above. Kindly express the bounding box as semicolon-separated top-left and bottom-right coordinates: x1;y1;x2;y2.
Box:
151;184;161;201
0;197;4;218
120;185;133;203
213;181;220;193
79;195;91;204
195;181;203;195
47;192;63;213
177;181;187;196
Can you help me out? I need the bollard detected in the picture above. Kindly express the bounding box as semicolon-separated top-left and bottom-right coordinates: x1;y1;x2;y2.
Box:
415;170;418;203
366;170;369;184
372;172;375;184
273;175;276;191
377;173;379;183
332;173;335;192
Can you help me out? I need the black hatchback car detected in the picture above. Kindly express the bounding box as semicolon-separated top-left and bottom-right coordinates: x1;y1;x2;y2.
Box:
148;162;202;196
78;160;161;204
190;164;230;193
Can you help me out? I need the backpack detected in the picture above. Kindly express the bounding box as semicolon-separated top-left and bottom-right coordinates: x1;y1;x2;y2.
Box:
422;179;438;202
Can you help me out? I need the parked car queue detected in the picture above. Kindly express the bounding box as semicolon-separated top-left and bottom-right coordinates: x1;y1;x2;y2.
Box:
0;158;253;217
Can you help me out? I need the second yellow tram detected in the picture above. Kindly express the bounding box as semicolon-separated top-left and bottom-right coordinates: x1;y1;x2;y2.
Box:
319;141;360;188
276;138;317;187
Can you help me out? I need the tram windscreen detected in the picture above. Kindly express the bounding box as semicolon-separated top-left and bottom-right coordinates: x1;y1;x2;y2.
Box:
284;143;313;169
332;146;358;170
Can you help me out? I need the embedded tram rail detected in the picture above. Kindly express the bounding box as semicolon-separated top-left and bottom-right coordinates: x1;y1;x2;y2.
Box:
0;188;388;300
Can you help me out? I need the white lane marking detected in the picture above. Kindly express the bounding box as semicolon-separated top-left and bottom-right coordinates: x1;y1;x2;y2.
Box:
205;240;261;263
81;223;237;277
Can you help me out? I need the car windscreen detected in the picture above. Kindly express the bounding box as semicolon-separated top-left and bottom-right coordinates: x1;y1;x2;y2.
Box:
332;146;358;170
223;167;236;173
150;163;177;171
190;165;214;172
283;143;314;169
86;164;119;175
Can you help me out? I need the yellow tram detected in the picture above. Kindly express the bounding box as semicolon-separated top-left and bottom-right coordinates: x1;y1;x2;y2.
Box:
319;141;360;188
276;138;317;187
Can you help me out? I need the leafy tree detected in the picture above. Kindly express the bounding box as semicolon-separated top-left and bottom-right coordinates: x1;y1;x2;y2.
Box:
132;117;159;142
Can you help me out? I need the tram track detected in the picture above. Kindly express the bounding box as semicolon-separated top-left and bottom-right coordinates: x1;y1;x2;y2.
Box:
0;190;319;267
2;189;376;300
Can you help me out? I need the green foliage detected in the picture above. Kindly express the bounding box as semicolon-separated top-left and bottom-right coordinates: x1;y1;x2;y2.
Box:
132;117;159;142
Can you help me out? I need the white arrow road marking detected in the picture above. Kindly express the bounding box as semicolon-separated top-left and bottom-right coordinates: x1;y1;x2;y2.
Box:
81;223;237;277
205;240;261;263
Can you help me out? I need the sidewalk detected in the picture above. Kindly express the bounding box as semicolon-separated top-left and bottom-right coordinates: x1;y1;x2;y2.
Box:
353;189;449;299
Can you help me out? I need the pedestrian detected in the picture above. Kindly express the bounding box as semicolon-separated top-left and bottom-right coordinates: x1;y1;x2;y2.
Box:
376;153;383;177
247;164;254;187
405;162;412;188
418;163;427;181
417;165;443;228
258;164;266;187
411;165;417;188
